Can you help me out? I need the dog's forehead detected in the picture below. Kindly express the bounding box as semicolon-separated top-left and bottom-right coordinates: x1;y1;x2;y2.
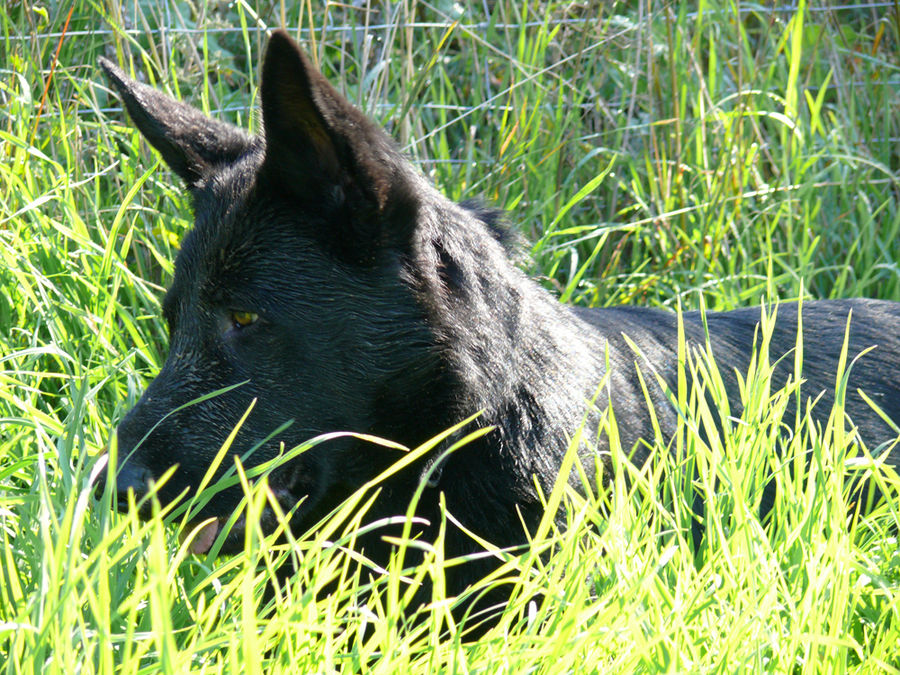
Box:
168;160;334;310
186;157;281;259
192;152;261;228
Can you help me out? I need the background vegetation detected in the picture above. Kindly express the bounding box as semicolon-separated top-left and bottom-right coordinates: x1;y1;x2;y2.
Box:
1;0;899;672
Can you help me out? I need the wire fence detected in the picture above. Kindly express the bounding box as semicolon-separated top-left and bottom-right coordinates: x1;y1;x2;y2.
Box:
11;1;896;156
5;2;893;42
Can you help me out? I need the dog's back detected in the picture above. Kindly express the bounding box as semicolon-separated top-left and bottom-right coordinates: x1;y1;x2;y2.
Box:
572;300;900;453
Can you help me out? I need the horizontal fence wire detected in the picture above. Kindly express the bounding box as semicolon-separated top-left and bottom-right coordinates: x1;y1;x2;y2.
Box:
4;2;893;42
7;1;894;157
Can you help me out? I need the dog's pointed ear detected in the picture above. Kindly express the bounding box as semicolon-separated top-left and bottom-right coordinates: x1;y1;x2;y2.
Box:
100;58;254;189
260;30;417;253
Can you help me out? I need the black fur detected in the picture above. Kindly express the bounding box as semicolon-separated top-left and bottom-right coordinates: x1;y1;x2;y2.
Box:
98;31;900;611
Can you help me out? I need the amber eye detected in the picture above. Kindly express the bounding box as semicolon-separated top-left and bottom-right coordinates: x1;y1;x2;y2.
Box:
230;310;259;329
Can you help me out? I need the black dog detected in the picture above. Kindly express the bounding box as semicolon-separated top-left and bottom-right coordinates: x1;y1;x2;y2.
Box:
99;30;900;604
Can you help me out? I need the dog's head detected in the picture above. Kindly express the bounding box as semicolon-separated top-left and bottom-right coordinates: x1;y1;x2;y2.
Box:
98;31;451;552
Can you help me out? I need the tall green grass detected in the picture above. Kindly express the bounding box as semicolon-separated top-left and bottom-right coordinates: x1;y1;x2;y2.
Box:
2;1;899;672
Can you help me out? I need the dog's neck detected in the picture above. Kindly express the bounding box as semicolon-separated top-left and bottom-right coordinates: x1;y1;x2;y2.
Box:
404;196;611;495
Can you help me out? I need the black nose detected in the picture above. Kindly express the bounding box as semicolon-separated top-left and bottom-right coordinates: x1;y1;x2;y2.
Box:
115;461;151;498
94;456;152;512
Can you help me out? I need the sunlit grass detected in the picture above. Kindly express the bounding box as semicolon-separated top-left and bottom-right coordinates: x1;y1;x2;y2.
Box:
1;1;899;672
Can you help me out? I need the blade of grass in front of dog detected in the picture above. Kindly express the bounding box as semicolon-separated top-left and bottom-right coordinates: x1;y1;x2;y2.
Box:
858;391;900;437
244;415;495;612
386;424;498;620
364;413;488;490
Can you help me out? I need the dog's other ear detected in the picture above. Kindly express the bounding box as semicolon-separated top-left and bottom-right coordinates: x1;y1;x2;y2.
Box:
100;58;254;189
259;30;417;252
